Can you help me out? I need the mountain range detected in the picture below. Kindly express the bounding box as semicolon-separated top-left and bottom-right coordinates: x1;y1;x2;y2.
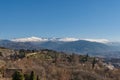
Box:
0;37;120;58
11;37;109;43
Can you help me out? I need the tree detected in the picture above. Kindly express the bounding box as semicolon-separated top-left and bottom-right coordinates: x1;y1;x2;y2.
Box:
12;71;24;80
92;57;96;69
19;49;25;58
30;71;36;80
37;75;40;80
85;54;89;62
53;52;58;65
0;52;3;56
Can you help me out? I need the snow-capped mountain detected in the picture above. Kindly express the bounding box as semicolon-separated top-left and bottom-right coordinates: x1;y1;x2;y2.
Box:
11;37;48;42
57;38;79;42
83;39;109;43
11;37;80;42
0;37;120;58
11;36;109;43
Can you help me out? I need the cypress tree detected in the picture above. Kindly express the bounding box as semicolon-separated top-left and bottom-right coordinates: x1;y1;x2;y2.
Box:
36;75;39;80
92;57;96;69
30;71;36;80
85;54;89;61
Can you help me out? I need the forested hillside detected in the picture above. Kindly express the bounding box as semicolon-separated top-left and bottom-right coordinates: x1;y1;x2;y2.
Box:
0;48;120;80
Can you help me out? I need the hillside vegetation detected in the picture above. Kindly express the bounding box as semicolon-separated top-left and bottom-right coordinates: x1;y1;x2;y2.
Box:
0;48;119;80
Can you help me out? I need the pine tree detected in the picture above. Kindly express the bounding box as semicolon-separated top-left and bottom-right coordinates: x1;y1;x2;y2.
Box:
12;71;24;80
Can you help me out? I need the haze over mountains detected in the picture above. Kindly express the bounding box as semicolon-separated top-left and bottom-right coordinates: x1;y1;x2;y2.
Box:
0;37;120;58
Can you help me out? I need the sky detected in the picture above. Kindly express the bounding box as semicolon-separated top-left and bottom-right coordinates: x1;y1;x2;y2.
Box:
0;0;120;41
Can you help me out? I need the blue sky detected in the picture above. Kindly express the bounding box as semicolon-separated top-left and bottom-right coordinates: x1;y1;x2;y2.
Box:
0;0;120;41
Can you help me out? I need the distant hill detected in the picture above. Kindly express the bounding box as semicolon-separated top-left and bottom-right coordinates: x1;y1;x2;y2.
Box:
0;40;42;50
0;37;119;58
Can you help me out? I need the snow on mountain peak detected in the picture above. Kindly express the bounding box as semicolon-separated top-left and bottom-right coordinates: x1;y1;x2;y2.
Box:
11;37;109;43
11;36;48;42
11;37;79;42
83;39;109;43
58;38;79;42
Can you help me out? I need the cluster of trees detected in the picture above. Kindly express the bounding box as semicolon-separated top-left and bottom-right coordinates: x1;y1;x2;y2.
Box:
10;49;38;60
12;71;39;80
